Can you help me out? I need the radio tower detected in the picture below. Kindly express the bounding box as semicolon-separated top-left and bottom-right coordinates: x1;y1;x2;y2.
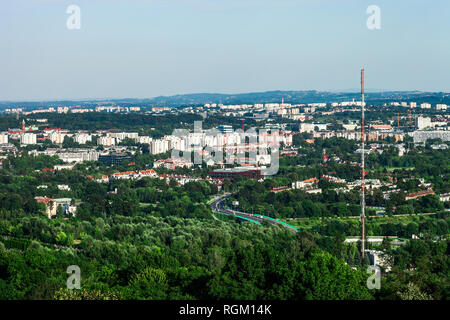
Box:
360;68;366;260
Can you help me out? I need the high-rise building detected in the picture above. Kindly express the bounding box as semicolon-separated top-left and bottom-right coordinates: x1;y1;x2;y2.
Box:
151;139;169;154
73;133;92;145
0;132;8;144
21;133;37;145
49;130;65;144
417;116;432;130
98;135;116;146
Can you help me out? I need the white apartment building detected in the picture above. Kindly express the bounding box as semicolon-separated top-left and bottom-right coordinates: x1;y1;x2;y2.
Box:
410;130;450;143
0;132;8;144
137;136;152;144
439;193;450;203
420;103;431;109
49;131;66;144
436;104;447;111
73;133;92;144
58;151;99;163
258;132;293;147
166;136;187;151
341;101;363;107
21;133;37;145
309;103;326;108
292;178;318;190
98;135;116;146
151;139;170;154
348;179;382;190
299;123;328;133
57;106;69;114
71;108;92;113
109;132;139;140
417;117;432;130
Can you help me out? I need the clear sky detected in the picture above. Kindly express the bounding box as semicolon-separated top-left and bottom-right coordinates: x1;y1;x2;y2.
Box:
1;0;449;101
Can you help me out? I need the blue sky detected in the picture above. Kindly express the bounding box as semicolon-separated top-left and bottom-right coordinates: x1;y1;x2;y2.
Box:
1;0;449;101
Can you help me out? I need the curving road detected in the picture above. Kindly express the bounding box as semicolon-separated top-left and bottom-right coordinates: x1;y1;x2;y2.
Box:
210;193;298;232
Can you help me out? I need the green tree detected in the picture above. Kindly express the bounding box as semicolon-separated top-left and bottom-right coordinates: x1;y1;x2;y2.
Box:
126;267;169;300
295;251;373;300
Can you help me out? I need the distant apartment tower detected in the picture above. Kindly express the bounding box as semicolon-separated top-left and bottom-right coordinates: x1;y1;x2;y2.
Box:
74;133;92;144
49;130;66;144
136;136;152;144
420;103;431;109
410;130;450;143
21;133;37;145
0;132;8;144
110;132;139;140
166;136;187;151
409;102;417;108
436;104;447;111
151;139;170;155
417;117;432;130
98;135;116;146
299;123;327;133
57;106;69;114
58;151;99;163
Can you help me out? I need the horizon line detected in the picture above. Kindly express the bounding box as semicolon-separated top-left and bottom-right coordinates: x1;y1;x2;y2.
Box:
0;89;447;104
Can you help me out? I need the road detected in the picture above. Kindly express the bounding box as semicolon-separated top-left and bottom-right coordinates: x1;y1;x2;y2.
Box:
209;193;298;232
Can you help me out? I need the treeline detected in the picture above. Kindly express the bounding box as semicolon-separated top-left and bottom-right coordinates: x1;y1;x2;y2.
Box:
75;178;218;220
24;113;202;138
311;213;449;238
0;212;374;300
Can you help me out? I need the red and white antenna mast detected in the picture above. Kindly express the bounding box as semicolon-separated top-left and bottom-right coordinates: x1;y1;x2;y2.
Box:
360;68;366;260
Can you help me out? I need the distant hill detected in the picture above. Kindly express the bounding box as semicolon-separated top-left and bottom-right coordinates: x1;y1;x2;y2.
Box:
145;90;449;106
1;90;449;109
